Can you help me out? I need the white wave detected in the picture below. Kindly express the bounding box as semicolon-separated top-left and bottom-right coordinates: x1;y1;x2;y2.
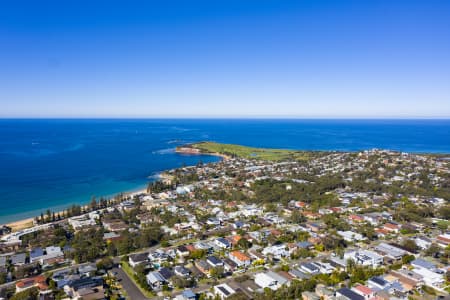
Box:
152;148;175;155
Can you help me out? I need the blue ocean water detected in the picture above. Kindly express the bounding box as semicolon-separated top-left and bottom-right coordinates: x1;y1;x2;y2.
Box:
0;119;449;224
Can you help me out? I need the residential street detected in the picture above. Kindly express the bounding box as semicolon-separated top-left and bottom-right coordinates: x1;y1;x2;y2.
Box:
112;267;151;300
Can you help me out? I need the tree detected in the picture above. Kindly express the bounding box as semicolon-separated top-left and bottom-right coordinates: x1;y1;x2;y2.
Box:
402;254;415;264
290;210;306;224
10;287;39;300
172;276;194;289
237;238;251;250
425;243;441;258
97;257;114;270
90;196;97;210
210;266;224;280
189;249;206;260
402;239;419;253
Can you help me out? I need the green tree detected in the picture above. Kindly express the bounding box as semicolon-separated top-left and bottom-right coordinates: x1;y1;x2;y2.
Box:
10;287;39;300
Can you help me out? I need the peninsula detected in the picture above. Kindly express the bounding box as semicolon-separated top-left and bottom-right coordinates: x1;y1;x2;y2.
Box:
176;141;325;161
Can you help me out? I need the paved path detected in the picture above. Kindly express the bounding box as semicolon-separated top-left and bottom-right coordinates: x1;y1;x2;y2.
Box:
112;267;151;300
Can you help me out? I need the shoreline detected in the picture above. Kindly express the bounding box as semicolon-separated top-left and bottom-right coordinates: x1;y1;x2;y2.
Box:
175;148;231;160
2;186;149;231
1;147;222;230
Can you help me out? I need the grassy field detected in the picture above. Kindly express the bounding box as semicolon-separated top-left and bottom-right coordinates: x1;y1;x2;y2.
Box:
185;141;323;161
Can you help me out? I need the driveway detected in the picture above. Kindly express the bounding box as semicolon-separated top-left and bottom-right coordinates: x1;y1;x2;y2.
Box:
112;267;151;300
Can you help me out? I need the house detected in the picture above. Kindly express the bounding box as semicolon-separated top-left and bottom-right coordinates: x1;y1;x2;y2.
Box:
344;250;383;267
233;221;245;229
16;275;48;293
214;283;236;299
68;215;96;230
177;245;191;257
302;291;320;300
30;247;45;263
195;260;211;277
262;244;289;259
146;271;166;290
337;231;365;242
175;289;196;300
388;269;423;291
315;284;335;299
367;276;390;291
289;268;310;280
194;242;214;253
436;234;450;247
0;256;6;273
255;272;281;291
215;237;231;249
348;215;364;223
228;251;252;267
129;252;149;267
411;265;444;288
226;235;242;246
41;246;64;265
306;223;322;232
206;256;224;268
352;284;375;299
103;232;121;242
363;213;383;225
158;267;174;281
222;257;238;273
64;277;104;300
78;263;97;277
174;265;191;277
148;250;170;263
102;219;128;232
254;271;289;291
336;287;365;300
11;253;26;266
375;243;406;260
296;241;313;249
52;268;78;288
313;261;335;274
300;262;320;274
414;236;432;250
383;222;400;233
411;258;435;271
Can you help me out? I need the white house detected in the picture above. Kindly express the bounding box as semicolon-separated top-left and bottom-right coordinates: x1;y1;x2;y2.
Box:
214;283;236;299
344;250;383;267
255;272;281;291
214;237;231;249
146;271;166;290
337;231;366;242
414;236;432;250
262;244;289;259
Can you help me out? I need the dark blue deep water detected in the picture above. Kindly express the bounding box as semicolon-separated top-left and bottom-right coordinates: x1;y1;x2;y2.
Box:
0;119;449;223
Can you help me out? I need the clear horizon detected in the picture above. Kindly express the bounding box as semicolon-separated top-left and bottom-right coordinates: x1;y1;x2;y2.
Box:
1;0;450;118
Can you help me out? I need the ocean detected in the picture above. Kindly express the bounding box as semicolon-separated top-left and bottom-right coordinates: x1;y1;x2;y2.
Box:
0;119;449;224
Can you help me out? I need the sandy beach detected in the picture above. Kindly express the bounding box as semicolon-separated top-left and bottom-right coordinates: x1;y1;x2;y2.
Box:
3;187;149;232
6;217;35;232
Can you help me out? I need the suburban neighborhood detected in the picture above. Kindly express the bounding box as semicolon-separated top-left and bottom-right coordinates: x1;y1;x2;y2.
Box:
1;147;449;300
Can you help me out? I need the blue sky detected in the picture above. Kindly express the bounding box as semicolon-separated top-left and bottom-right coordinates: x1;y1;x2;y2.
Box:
1;0;449;118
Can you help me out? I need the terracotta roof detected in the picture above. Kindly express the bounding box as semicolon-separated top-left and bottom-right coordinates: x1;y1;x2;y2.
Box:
16;275;46;289
354;284;373;295
227;235;242;244
230;251;251;262
384;223;399;229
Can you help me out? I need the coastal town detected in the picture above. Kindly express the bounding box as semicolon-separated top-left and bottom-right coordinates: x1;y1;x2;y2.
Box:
1;143;449;300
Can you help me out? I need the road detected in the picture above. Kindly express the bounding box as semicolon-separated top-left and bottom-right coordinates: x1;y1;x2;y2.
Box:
112;267;151;300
